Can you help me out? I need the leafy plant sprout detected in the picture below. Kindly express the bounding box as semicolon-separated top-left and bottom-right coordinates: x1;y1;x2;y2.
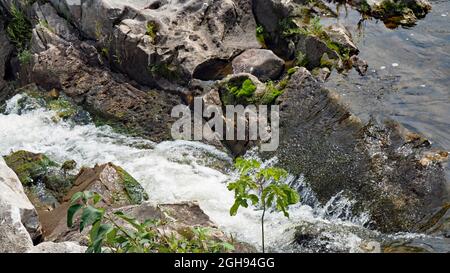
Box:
228;158;300;253
67;191;235;253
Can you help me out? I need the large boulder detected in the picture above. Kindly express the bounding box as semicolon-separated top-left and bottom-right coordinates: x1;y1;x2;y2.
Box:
0;157;42;252
46;0;260;86
41;162;148;237
265;68;448;232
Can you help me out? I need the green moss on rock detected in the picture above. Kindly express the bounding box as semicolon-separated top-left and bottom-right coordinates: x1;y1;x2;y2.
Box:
113;165;149;204
3;150;58;185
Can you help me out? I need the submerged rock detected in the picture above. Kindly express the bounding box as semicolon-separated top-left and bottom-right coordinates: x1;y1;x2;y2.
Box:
0;157;42;252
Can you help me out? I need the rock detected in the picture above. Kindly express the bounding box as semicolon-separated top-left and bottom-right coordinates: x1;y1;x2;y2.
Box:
232;49;285;81
3;150;76;215
311;67;331;82
294;221;381;253
26;241;87;253
263;68;447;232
349;55;369;76
3;150;58;186
324;24;359;56
351;0;432;27
0;157;42;252
64;163;149;207
41;163;148;237
46;0;260;86
0;17;13;91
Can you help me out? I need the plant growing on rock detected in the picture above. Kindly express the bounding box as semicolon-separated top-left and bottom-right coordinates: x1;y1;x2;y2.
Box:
6;4;32;51
67;191;235;253
228;158;300;253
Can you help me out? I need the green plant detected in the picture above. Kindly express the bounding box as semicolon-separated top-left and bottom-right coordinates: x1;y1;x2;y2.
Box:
260;81;284;105
256;25;267;47
6;4;32;51
18;49;32;65
295;50;308;67
228;158;300;253
146;21;158;41
67;191;234;253
227;79;257;98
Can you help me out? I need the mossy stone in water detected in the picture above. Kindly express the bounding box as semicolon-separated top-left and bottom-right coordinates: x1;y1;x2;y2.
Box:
4;150;58;185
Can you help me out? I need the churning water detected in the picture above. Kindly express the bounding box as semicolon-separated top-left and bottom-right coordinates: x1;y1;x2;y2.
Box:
0;94;381;252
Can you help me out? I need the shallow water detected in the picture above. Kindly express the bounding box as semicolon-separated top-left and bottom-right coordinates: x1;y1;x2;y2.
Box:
323;0;450;179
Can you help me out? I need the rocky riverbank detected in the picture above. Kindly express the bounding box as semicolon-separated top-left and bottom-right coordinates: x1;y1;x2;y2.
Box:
1;0;449;253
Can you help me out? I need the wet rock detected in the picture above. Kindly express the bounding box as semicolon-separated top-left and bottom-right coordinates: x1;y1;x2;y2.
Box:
349;55;369;76
3;150;76;213
311;67;331;82
3;150;58;186
264;68;447;232
351;0;432;27
294;221;381;253
26;241;87;253
323;24;359;56
232;49;285;81
0;157;42;252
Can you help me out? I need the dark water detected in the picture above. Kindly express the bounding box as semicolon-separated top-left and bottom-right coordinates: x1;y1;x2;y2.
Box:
323;0;450;180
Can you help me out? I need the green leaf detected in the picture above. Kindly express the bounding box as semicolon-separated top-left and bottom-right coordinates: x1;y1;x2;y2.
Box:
248;194;259;205
230;202;240;216
80;205;104;232
222;242;235;251
67;204;83;228
90;223;113;253
114;211;144;233
70;192;84;205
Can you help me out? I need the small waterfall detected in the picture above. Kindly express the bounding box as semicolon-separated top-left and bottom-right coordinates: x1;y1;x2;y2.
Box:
1;94;430;253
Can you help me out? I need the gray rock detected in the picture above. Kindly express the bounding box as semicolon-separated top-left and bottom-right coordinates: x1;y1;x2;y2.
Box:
46;0;260;87
232;49;285;81
0;157;42;253
26;241;87;253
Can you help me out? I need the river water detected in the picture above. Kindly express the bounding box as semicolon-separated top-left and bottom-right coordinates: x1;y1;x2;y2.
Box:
323;0;450;179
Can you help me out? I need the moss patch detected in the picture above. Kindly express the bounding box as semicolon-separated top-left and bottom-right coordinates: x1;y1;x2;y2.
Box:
113;165;149;204
4;150;58;185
